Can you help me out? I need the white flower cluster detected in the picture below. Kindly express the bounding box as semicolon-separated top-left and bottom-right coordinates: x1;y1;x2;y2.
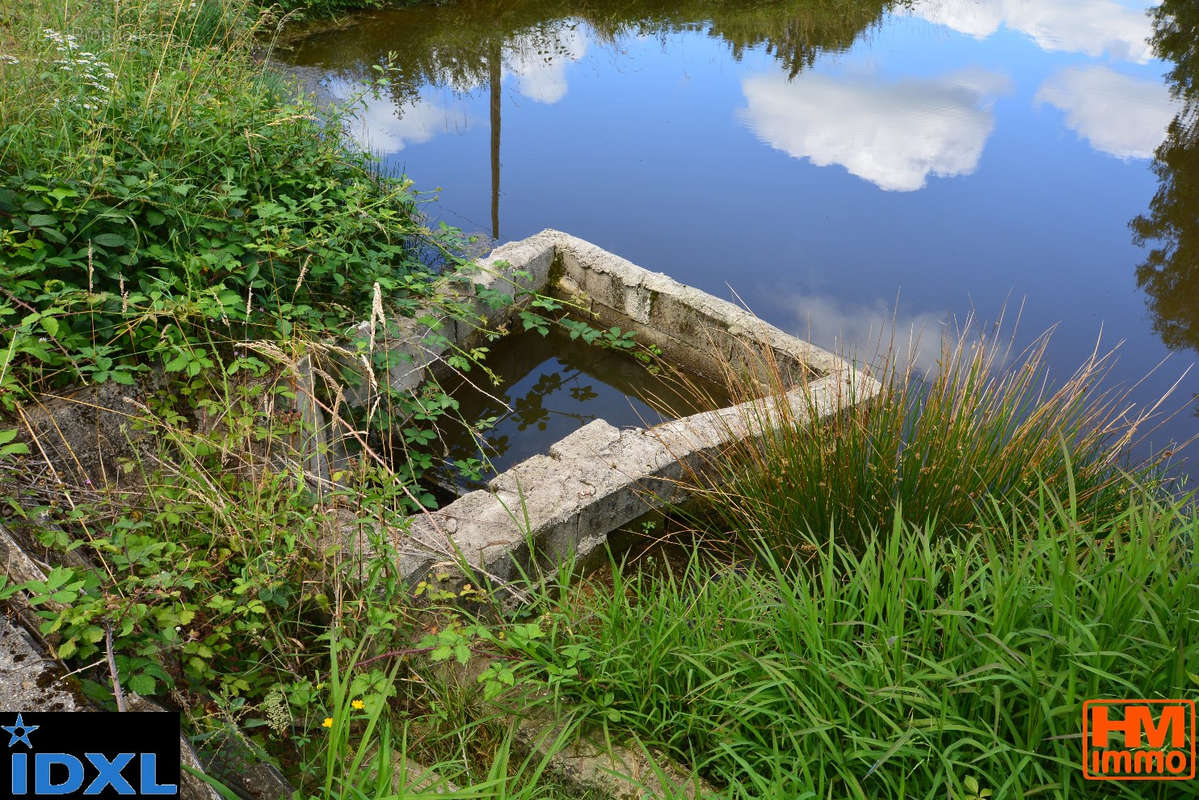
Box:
0;54;19;65
42;28;116;112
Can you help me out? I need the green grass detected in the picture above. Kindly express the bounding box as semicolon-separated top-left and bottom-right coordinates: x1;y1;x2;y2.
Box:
685;322;1177;558
505;485;1199;798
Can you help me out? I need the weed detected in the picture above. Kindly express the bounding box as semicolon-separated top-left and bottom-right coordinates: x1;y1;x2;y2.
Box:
505;484;1199;798
0;0;453;405
688;320;1182;556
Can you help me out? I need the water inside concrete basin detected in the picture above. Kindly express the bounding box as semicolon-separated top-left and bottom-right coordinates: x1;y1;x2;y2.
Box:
431;325;730;493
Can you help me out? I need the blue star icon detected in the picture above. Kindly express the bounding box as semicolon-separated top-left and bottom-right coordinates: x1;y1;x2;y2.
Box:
3;714;37;748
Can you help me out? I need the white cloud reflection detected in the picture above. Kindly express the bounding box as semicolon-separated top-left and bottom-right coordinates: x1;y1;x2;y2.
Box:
739;69;1009;191
332;81;472;155
909;0;1155;63
784;294;949;375
505;26;587;104
1036;65;1178;159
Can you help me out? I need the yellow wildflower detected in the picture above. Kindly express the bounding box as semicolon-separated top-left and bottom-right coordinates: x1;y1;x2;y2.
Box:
321;717;333;729
351;699;365;710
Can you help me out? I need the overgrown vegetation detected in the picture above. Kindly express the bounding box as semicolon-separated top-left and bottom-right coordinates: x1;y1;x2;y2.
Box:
2;0;1196;797
0;0;448;402
504;486;1199;798
0;0;576;792
688;322;1175;558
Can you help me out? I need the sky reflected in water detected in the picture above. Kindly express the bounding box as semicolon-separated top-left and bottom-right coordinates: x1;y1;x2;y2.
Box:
283;0;1199;477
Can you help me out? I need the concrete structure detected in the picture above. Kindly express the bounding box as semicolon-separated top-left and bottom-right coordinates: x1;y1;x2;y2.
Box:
341;230;879;587
513;707;719;799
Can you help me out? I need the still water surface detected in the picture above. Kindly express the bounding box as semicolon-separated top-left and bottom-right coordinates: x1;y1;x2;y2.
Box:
427;326;727;492
283;0;1199;474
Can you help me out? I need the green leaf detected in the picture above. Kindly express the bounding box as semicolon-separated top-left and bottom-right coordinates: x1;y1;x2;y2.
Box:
40;316;59;338
128;673;156;696
27;214;57;227
164;352;191;372
40;227;68;245
92;233;125;248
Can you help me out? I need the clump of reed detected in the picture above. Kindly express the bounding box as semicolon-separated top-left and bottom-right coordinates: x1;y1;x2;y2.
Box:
684;319;1185;557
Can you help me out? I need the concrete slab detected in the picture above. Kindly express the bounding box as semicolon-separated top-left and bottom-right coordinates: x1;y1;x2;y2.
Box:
335;231;882;589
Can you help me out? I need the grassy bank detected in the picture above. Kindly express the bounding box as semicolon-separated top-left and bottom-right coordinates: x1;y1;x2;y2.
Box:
2;0;1196;797
471;328;1197;798
0;0;513;792
0;0;445;403
505;486;1199;799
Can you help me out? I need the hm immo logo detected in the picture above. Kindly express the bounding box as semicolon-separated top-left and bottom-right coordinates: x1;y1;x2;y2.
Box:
0;712;180;797
1083;699;1196;781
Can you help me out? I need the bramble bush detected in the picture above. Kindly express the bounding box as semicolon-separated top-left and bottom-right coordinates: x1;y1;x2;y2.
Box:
0;0;439;403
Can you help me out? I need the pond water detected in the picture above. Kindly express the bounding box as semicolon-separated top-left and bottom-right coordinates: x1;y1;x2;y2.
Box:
283;0;1199;478
426;325;727;493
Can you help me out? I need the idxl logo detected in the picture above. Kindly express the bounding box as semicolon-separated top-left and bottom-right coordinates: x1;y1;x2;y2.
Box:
0;712;179;797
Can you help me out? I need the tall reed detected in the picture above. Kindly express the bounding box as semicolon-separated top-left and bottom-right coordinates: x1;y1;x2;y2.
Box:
685;320;1183;556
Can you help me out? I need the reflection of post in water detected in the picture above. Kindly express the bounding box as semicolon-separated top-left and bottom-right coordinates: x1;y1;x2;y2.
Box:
489;39;501;240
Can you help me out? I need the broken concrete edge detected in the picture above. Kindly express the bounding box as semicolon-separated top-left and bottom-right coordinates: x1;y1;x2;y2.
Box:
337;228;847;404
511;710;721;800
549;232;845;381
199;229;876;599
336;231;558;405
358;230;881;592
389;361;878;594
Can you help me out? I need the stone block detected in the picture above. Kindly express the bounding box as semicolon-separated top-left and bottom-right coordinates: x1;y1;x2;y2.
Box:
513;710;720;800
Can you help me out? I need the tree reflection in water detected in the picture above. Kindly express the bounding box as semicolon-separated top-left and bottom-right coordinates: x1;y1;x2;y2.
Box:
1131;0;1199;363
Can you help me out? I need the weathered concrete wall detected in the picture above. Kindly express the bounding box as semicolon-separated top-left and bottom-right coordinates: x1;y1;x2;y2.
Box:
552;233;842;384
342;230;560;404
368;231;880;589
344;229;846;403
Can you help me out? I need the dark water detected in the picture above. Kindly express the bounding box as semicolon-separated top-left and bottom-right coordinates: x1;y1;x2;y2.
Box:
283;0;1199;477
428;326;726;490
